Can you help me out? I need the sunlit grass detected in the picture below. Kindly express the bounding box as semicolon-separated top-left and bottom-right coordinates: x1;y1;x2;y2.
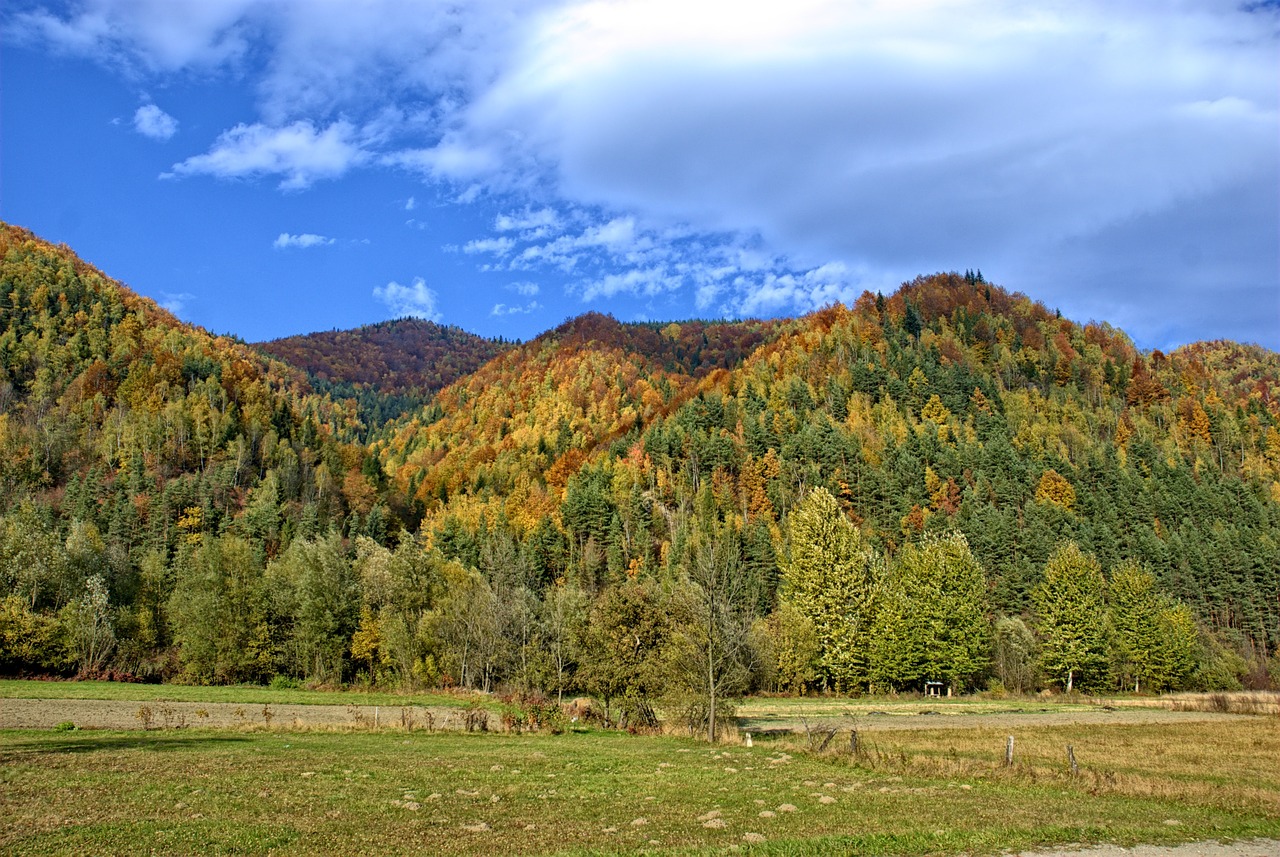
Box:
3;720;1278;856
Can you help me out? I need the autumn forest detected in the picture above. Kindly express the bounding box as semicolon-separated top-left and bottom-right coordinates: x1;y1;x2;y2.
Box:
1;221;1277;730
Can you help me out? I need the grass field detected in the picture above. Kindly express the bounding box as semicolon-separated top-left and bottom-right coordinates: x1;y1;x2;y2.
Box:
0;678;484;709
3;719;1278;856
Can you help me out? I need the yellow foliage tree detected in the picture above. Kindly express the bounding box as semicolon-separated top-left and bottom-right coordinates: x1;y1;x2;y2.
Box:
1034;469;1076;511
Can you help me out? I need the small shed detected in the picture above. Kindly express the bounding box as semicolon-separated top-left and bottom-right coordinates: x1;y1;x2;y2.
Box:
924;681;947;698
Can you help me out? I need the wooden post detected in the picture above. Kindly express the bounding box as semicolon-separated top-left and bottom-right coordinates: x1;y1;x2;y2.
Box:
818;728;837;752
850;730;859;756
374;706;380;729
1005;736;1015;767
1067;744;1078;777
744;732;753;748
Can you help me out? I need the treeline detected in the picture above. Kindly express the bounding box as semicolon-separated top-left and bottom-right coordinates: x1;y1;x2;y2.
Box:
0;485;1228;737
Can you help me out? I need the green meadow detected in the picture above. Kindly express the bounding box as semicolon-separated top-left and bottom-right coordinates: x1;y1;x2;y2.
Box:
3;718;1278;856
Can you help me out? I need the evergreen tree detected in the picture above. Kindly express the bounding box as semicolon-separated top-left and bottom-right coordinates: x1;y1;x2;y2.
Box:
1108;561;1197;692
869;532;990;692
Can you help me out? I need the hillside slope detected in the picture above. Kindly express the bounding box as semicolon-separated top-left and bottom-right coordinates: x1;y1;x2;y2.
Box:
396;273;1280;659
376;312;782;537
0;223;387;610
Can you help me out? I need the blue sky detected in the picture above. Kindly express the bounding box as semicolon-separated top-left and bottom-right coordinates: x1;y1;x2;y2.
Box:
2;1;1277;349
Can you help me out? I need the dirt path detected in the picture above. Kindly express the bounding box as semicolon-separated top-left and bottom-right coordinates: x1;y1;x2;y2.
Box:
739;707;1259;734
1016;840;1280;857
3;696;1263;734
0;697;474;731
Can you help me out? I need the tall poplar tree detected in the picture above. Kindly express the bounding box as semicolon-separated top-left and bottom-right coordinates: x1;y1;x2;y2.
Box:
779;487;880;691
1033;542;1109;692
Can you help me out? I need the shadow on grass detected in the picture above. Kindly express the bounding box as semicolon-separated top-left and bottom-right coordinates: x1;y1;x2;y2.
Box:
0;730;253;758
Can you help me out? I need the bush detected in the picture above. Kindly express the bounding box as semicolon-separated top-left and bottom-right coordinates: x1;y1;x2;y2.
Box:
269;674;301;690
498;690;567;734
52;721;76;732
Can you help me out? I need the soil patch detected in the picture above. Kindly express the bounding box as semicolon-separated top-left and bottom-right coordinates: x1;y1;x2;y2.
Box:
740;707;1258;734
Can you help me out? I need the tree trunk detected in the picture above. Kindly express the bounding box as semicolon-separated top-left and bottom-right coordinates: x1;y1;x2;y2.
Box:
1067;668;1074;693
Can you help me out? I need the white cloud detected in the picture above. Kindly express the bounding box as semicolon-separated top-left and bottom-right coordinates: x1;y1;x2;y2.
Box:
158;291;195;316
133;103;178;139
495;207;561;238
404;195;416;211
463;237;515;256
507;281;540;296
730;262;859;318
167;120;367;189
491;300;542;316
273;232;334;249
580;267;682;301
373;276;441;320
11;0;259;71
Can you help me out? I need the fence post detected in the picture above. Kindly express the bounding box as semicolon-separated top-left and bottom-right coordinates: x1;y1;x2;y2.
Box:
1004;736;1015;767
1067;744;1079;777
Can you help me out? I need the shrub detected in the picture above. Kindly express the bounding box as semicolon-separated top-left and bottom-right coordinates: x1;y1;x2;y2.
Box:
269;675;301;690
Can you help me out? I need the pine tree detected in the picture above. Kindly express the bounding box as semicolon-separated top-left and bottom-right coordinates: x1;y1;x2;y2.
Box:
869;532;990;692
1108;561;1197;692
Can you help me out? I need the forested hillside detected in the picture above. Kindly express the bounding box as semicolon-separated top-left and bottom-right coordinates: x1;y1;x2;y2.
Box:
2;224;1277;717
377;312;782;535
256;318;510;427
0;223;394;678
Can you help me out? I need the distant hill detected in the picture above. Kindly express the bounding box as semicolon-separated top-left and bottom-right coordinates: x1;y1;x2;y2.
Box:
255;318;511;427
386;273;1280;664
257;317;509;397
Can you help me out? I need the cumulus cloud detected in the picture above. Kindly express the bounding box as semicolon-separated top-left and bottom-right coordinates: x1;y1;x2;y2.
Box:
373;276;442;320
507;281;540;296
133;103;178;139
11;0;259;71
166;120;367;189
18;0;1278;344
273;232;334;249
